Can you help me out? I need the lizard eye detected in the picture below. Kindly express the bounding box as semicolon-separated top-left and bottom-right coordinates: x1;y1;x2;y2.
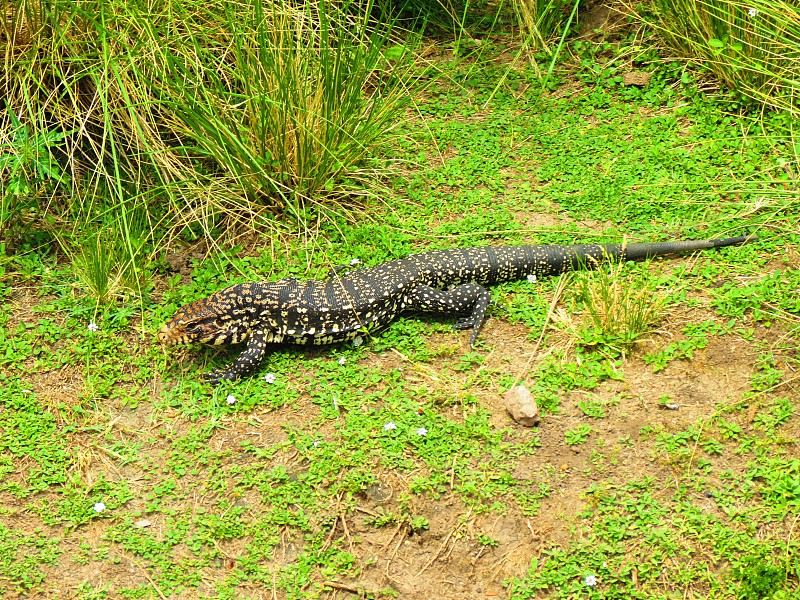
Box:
187;318;223;333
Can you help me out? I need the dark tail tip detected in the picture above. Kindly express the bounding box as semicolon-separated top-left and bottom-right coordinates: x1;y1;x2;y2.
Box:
710;234;759;248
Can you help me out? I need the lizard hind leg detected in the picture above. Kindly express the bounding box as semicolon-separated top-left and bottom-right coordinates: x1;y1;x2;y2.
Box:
407;282;493;348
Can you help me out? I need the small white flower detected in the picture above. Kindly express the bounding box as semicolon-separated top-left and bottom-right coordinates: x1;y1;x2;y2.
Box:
93;502;106;513
584;575;597;586
338;356;347;365
333;397;339;410
353;335;364;347
226;394;236;405
526;273;537;283
747;7;758;16
263;373;277;384
87;322;99;332
312;440;320;447
383;422;397;431
21;389;32;394
350;258;361;265
416;427;428;437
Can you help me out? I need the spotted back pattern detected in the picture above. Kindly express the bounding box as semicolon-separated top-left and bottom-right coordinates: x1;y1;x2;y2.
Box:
158;236;754;382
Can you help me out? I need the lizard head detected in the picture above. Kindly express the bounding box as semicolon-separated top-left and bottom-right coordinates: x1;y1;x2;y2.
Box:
157;296;232;346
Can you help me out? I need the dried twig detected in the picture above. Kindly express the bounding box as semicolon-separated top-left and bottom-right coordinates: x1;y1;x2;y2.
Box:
322;580;365;595
416;528;456;577
134;561;168;600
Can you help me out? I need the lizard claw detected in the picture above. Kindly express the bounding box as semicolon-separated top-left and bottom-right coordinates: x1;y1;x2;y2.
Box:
489;300;508;313
453;317;476;331
327;264;350;279
202;369;225;384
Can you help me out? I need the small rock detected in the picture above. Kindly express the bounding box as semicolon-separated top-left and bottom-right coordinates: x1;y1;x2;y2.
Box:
365;481;393;503
623;71;651;87
135;519;152;528
503;385;540;427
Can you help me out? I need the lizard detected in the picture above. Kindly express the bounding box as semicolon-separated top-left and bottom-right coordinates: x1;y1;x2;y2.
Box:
157;235;754;383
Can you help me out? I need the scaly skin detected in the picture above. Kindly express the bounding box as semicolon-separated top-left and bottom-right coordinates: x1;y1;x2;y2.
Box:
158;236;755;382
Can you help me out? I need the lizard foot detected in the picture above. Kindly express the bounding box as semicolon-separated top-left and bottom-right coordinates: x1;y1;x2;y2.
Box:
202;369;237;384
453;316;477;330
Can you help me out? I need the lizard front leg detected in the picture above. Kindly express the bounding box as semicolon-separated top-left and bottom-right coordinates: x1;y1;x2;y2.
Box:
203;330;269;383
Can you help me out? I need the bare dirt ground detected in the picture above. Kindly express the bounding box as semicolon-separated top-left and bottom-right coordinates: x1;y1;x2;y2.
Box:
4;242;797;599
3;5;798;592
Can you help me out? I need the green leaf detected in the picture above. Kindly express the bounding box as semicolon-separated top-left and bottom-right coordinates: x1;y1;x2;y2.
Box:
7;177;29;196
384;45;406;60
708;38;725;48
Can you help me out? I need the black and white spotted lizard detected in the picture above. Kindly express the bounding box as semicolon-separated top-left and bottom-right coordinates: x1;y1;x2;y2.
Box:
158;236;753;382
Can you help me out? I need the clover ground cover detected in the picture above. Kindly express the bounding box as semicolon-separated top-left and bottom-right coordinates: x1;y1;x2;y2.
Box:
1;23;799;599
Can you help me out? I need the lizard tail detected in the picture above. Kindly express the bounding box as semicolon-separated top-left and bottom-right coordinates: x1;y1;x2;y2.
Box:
620;234;757;261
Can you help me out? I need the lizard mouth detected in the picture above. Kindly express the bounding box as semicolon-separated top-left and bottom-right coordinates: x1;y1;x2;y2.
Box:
157;324;185;345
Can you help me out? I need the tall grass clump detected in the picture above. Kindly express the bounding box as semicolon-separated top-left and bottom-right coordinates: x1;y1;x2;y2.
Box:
1;0;412;246
558;262;666;355
648;0;800;116
142;1;410;214
512;0;581;52
56;198;152;304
